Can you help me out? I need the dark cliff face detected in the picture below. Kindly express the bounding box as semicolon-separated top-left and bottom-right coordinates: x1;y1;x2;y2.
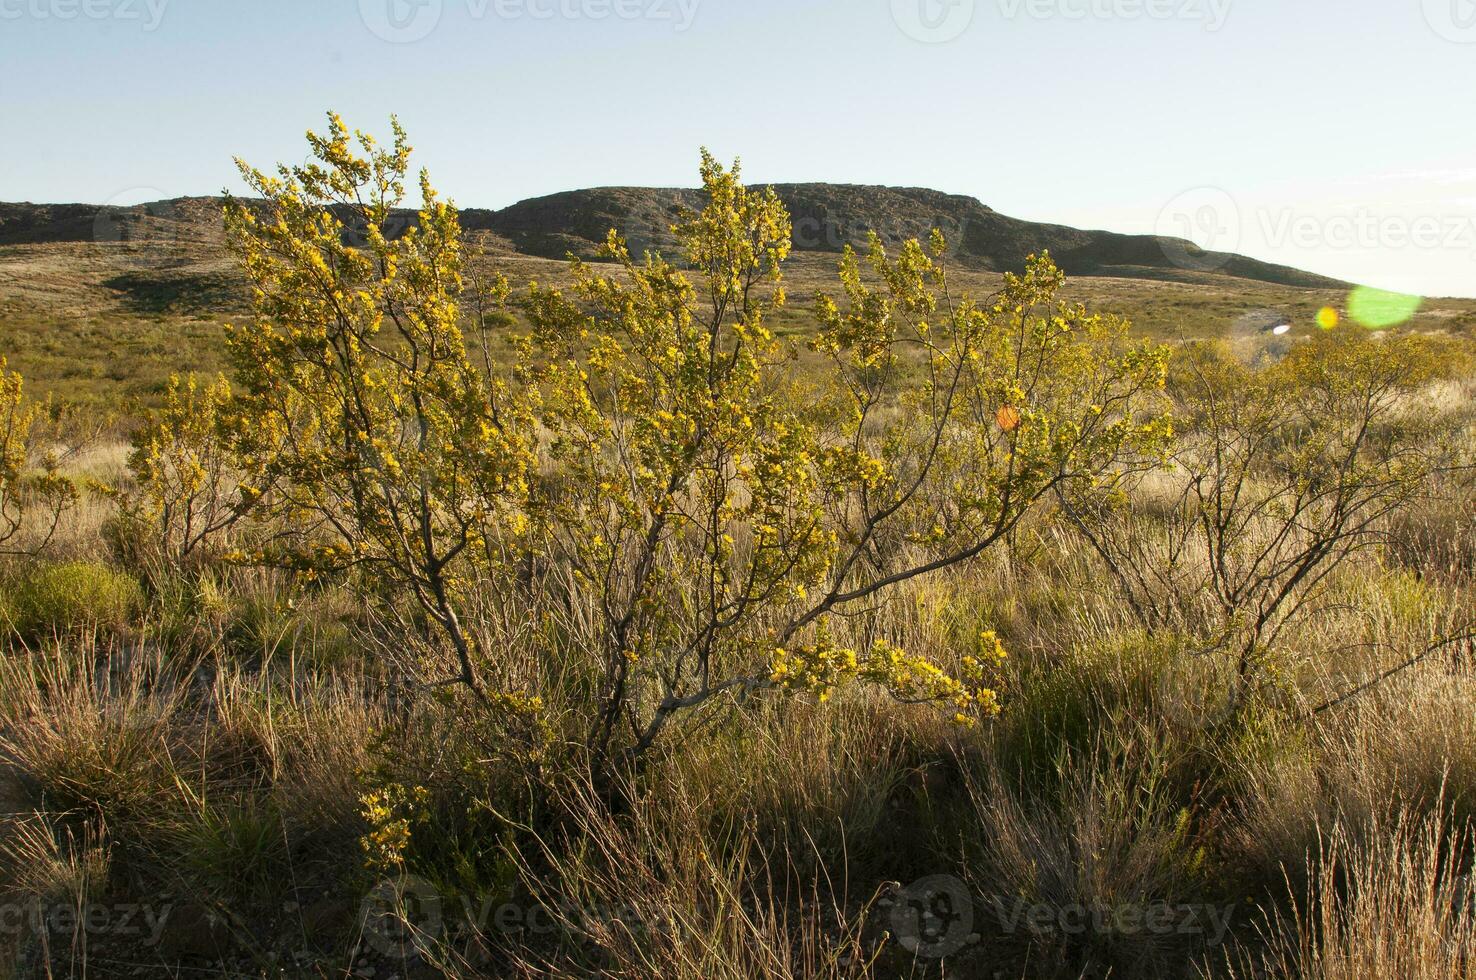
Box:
1;184;1342;289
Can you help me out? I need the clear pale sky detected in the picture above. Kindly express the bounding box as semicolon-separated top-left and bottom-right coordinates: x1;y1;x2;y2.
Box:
2;0;1474;296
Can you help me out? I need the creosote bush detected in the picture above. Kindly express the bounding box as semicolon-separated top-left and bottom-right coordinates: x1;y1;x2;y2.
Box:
124;371;249;565
520;152;1171;766
222;113;533;702
0;356;77;557
213;117;1173;773
1063;327;1474;710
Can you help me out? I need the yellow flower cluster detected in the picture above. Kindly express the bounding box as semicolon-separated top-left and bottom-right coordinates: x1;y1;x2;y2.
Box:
359;783;430;873
769;632;860;702
769;625;1003;725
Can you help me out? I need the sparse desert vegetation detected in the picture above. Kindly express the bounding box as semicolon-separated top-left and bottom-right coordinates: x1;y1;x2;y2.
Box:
0;117;1474;980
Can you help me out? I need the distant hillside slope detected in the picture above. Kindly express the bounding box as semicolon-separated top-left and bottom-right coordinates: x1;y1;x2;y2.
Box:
0;197;228;247
467;183;1342;288
0;183;1342;289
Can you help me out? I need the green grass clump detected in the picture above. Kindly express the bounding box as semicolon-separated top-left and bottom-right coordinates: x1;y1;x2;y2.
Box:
4;560;143;637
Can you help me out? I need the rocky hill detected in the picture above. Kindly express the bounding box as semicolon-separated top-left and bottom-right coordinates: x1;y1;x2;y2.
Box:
0;183;1340;289
467;183;1339;288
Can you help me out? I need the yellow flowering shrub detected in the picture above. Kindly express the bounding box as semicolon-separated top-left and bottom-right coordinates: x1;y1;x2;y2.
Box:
215;118;1172;768
221;114;533;698
126;372;251;563
359;783;430;872
521;152;1171;766
0;358;76;556
769;626;1007;725
809;235;1173;566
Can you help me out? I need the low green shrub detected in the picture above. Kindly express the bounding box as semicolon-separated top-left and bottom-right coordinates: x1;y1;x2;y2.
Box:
4;560;143;637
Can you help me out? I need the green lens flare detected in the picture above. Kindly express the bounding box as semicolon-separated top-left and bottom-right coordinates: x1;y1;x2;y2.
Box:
1346;287;1421;330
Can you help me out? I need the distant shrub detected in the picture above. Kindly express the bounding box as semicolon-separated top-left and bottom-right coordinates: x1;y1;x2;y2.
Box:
5;560;142;636
0;357;78;557
125;372;251;564
1064;331;1469;711
99;510;152;567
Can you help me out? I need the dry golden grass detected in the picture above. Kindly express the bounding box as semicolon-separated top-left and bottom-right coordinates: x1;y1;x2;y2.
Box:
1228;809;1476;980
0;537;1470;977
